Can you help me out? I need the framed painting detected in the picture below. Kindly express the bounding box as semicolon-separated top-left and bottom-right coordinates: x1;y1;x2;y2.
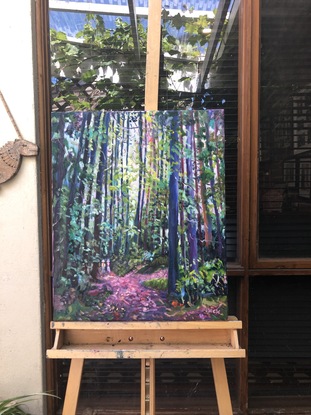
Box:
52;110;227;321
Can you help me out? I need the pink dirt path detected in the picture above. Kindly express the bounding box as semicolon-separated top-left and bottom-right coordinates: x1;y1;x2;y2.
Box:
86;266;226;321
89;267;170;320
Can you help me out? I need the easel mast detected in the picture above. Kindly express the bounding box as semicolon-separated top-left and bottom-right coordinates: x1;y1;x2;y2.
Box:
142;0;162;412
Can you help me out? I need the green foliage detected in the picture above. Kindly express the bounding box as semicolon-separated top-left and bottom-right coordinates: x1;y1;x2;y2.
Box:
162;10;212;50
55;298;93;320
0;394;58;415
176;258;226;306
50;9;212;111
142;277;168;291
50;15;147;111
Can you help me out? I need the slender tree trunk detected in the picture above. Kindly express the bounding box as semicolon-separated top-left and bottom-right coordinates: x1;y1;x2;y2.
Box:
109;117;115;257
83;113;100;266
70;112;92;265
179;119;186;270
205;118;224;258
91;112;109;279
158;116;167;257
196;113;212;248
143;127;151;251
168;112;180;295
191;118;204;264
124;114;131;256
134;113;144;246
68;112;89;208
185;121;198;274
118;114;125;254
52;113;67;282
113;113;121;253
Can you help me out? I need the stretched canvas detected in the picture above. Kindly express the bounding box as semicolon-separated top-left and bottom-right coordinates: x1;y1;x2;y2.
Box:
52;110;227;321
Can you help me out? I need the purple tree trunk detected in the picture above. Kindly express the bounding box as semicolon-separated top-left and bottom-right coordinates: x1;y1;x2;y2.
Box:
185;121;198;274
168;113;180;294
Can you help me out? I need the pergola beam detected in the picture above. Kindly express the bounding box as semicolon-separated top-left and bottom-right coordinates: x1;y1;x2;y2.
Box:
196;0;232;92
144;0;162;111
215;0;240;61
128;0;141;61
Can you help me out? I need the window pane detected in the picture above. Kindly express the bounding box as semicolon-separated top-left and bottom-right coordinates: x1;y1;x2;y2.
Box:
258;0;311;258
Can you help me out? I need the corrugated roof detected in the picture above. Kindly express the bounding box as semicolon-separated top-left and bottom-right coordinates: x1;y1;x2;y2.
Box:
50;0;219;11
49;0;220;36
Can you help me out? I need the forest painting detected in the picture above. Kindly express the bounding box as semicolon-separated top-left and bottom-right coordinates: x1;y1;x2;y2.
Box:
52;110;228;321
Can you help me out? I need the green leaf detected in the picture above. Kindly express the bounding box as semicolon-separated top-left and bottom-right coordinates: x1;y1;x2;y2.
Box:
81;69;97;82
178;76;191;82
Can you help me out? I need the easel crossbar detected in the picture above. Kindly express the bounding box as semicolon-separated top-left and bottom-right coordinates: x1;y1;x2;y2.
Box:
47;343;245;359
48;317;245;360
51;318;242;331
48;317;245;359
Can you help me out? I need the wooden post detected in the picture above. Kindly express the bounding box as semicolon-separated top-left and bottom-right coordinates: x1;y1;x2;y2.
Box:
144;0;162;111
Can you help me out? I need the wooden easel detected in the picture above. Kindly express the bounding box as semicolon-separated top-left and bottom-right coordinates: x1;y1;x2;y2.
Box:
47;318;245;414
47;1;245;413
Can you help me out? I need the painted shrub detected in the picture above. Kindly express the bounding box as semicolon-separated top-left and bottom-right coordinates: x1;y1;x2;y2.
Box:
52;110;227;321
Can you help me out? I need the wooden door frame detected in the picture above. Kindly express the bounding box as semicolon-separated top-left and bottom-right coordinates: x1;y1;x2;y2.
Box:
34;1;56;414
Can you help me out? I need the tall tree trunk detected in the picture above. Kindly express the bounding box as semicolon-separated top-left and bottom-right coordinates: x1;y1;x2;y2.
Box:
205;118;224;259
68;112;89;209
118;113;125;254
71;112;92;264
158;115;168;257
83;113;101;267
91;112;109;279
168;112;180;295
52;113;67;282
62;113;90;281
195;113;212;248
109;117;115;257
191;118;204;264
185;120;198;274
133;113;144;246
124;114;131;256
179;118;186;270
113;113;121;254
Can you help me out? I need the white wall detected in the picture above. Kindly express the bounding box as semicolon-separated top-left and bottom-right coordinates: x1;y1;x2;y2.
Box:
0;1;45;414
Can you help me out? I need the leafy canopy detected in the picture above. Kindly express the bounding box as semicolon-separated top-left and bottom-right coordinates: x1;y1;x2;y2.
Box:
50;9;212;111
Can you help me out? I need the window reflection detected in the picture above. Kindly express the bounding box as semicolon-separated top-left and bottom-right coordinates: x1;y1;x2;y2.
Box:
259;0;311;257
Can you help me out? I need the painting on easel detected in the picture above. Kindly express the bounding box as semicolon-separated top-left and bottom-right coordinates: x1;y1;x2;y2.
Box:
52;110;227;321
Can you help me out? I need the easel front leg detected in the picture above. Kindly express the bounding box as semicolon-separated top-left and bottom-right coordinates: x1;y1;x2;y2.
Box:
211;358;233;415
141;358;155;415
62;358;84;415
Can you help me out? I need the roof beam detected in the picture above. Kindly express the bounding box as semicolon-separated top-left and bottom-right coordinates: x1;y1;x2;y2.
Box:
128;0;141;61
215;0;240;61
196;0;232;92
